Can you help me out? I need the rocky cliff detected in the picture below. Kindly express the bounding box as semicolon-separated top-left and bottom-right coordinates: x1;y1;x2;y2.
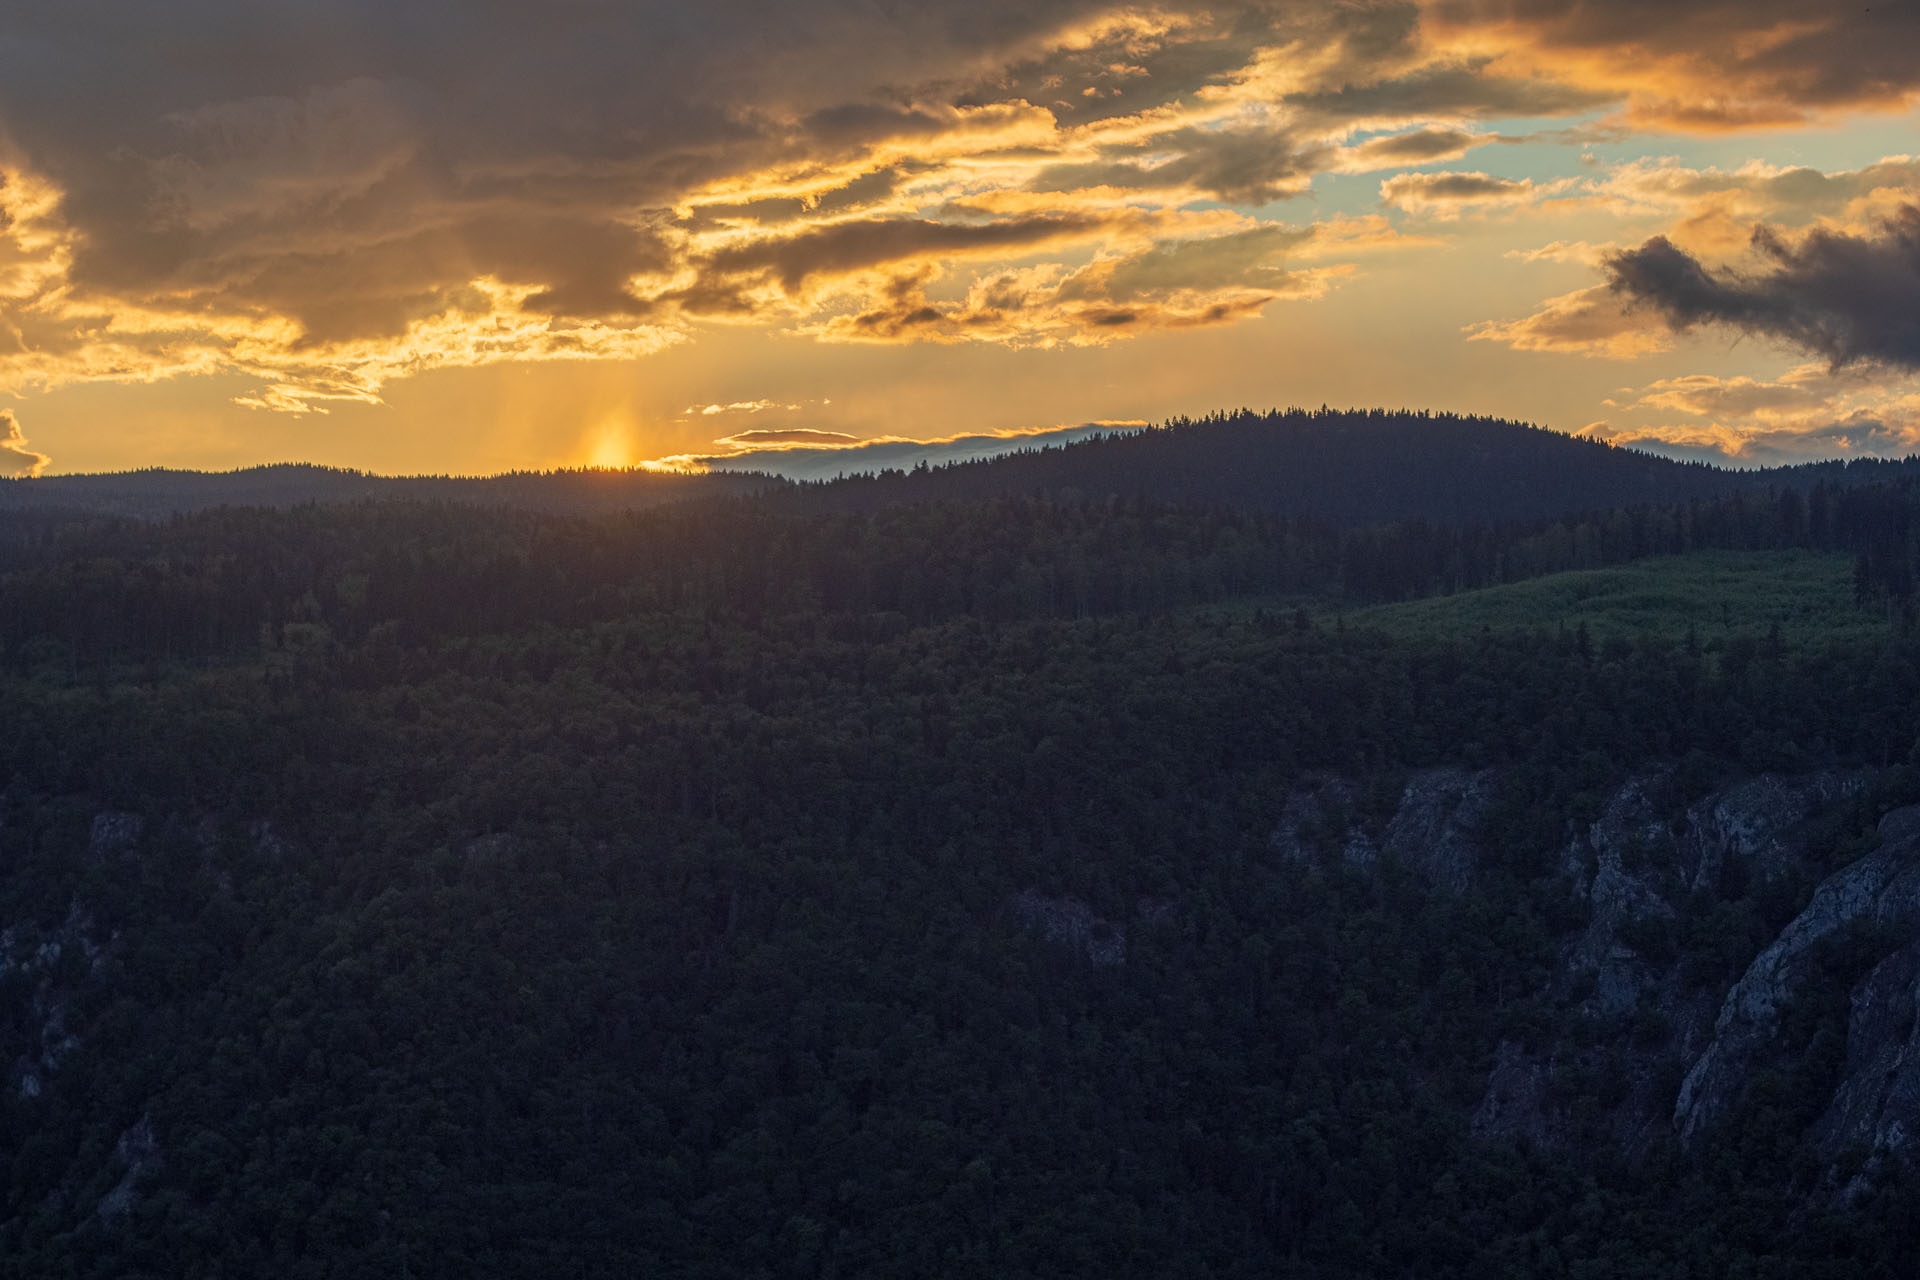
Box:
1275;763;1920;1188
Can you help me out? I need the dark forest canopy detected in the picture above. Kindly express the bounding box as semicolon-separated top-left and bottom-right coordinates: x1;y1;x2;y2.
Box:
4;411;1920;1277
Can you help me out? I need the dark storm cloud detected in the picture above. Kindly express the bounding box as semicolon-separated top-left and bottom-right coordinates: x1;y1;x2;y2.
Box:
1351;127;1483;164
1287;60;1611;123
1379;169;1548;217
806;221;1337;346
1390;172;1526;200
0;1;1122;334
1;0;1913;413
1423;2;1920;124
801;105;959;150
1072;223;1313;301
700;213;1114;293
950;14;1277;125
686;167;916;229
1605;207;1920;370
1030;125;1332;205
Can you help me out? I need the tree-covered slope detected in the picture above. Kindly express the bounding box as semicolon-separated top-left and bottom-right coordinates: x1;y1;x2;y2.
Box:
13;408;1920;531
3;478;1920;1276
1354;548;1880;646
782;408;1920;526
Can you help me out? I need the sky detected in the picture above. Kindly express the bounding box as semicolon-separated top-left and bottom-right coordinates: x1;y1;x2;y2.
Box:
0;2;1916;478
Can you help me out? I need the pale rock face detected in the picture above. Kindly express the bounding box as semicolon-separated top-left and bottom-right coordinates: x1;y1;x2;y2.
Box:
250;819;291;858
1564;774;1676;1019
1677;771;1866;895
3;904;106;1102
1270;767;1495;888
1011;889;1126;967
1471;1040;1552;1147
1270;774;1371;870
1379;768;1497;894
1271;762;1920;1181
1674;805;1920;1146
95;1116;162;1222
87;811;143;858
1814;939;1920;1203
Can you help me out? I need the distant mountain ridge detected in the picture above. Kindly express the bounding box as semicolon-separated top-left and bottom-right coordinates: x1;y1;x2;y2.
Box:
0;461;774;518
11;410;1919;526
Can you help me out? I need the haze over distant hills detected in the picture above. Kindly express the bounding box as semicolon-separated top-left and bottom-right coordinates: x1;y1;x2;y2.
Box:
9;409;1919;527
0;461;773;520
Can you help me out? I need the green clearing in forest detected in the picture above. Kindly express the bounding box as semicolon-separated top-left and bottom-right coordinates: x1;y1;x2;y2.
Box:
1352;548;1886;646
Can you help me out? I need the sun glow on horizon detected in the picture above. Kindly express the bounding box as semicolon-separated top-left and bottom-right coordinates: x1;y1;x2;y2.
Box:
581;411;639;471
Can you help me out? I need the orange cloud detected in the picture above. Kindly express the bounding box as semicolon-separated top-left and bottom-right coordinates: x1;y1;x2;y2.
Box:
1380;170;1572;218
2;0;1914;435
1581;361;1920;463
1589;156;1920;227
1420;2;1920;131
1586;406;1920;465
695;212;1124;295
688;400;805;418
652;419;1151;477
1630;372;1831;420
712;428;859;448
802;222;1350;347
1335;127;1493;172
1466;285;1672;358
0;409;49;476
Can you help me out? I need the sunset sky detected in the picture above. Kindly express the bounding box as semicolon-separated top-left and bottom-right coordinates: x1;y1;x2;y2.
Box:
1;1;1916;478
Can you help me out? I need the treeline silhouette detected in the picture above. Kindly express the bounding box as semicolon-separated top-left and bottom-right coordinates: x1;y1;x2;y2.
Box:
10;409;1920;529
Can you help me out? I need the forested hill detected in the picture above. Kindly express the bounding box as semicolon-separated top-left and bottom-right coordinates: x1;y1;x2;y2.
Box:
785;409;1920;526
11;411;1919;528
6;441;1920;1274
0;462;774;518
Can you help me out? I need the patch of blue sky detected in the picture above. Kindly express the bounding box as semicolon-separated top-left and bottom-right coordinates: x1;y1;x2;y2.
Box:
1646;108;1920;175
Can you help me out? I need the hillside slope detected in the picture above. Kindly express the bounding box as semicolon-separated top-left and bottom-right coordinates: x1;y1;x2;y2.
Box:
0;495;1918;1274
1355;548;1881;645
785;408;1920;526
14;409;1920;528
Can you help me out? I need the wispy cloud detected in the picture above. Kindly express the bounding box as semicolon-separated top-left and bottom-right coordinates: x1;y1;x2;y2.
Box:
0;409;49;477
652;420;1146;479
1466;285;1671;358
1380;170;1573;218
687;400;804;417
711;427;859;448
1580;363;1920;465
